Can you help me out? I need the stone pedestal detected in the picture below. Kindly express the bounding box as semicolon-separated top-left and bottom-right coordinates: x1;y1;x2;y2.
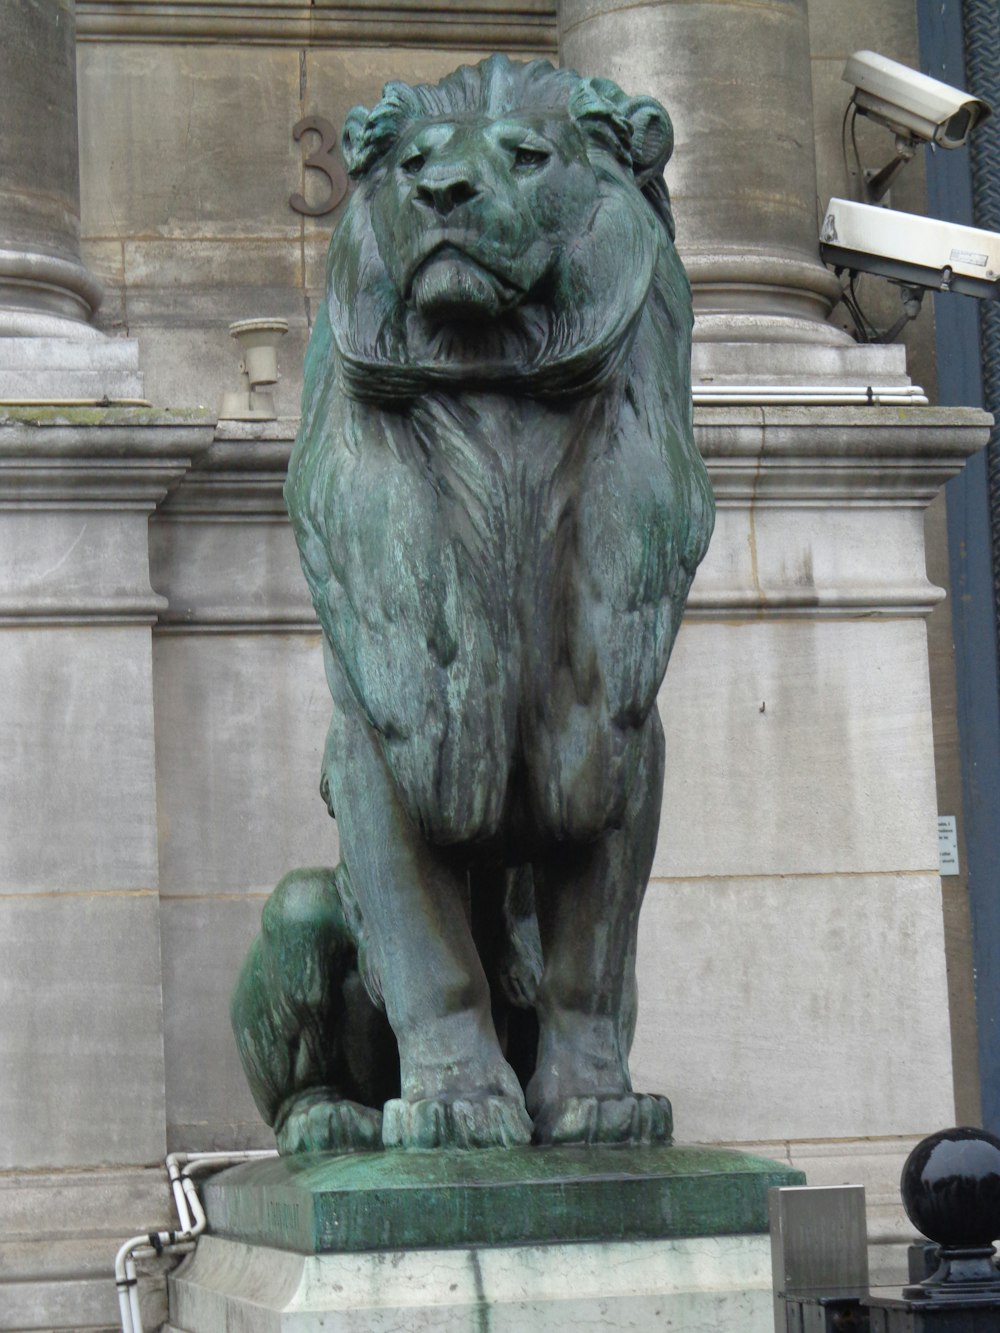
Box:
167;1145;803;1331
0;406;214;1329
167;1233;777;1331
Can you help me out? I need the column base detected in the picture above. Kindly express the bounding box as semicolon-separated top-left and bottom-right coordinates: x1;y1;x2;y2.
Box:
0;335;144;402
691;337;916;393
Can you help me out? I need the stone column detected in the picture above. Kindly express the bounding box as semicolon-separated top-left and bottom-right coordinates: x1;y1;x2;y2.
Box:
559;0;848;350
0;0;101;337
0;0;142;400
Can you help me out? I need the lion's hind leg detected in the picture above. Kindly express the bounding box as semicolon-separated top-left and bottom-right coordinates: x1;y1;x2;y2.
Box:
230;866;396;1154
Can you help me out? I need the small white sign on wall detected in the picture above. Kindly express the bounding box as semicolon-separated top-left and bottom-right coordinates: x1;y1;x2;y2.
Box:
938;815;959;877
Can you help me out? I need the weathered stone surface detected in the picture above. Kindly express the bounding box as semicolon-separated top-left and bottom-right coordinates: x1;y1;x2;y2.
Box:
0;1166;172;1332
0;410;212;1190
0;629;158;892
202;1144;803;1253
691;339;913;388
654;619;940;879
78;45;302;241
168;1231;776;1332
161;894;279;1151
0;335;143;401
150;422;314;630
0;893;167;1169
138;320;305;417
76;2;555;52
0;0;103;337
153;633;335;894
631;873;955;1143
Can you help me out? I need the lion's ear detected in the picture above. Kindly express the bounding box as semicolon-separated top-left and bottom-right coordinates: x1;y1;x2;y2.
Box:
624;97;674;188
342;105;372;178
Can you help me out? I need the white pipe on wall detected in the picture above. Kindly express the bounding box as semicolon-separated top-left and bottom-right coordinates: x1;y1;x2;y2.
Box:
115;1149;277;1333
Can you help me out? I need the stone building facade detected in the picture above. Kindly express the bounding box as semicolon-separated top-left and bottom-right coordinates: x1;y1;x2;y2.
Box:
0;0;997;1327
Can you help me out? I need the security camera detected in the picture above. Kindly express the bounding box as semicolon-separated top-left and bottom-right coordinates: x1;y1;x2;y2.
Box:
821;198;1000;299
844;51;990;149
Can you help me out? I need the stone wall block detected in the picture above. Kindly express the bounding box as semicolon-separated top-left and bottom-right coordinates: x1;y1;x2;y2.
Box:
807;0;918;61
0;893;168;1169
0;409;213;1187
0;1166;172;1331
161;895;275;1151
632;873;955;1142
151;424;337;897
655;617;939;879
153;631;336;895
0;410;215;891
78;45;302;240
0;627;160;892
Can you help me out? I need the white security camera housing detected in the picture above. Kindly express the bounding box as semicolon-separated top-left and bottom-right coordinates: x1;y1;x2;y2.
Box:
820;198;1000;299
844;50;990;148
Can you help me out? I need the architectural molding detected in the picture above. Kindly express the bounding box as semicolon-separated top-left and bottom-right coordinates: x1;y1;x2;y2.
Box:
146;407;992;631
76;2;557;52
151;419;317;632
0;407;215;625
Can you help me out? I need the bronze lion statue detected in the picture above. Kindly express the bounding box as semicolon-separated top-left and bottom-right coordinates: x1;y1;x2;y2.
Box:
232;54;715;1153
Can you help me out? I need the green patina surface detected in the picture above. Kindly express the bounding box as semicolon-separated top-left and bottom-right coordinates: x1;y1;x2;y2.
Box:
231;53;717;1161
203;1144;804;1253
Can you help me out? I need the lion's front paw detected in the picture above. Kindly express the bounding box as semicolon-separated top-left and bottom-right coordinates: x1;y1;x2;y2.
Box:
274;1088;383;1155
382;1094;533;1150
532;1093;673;1146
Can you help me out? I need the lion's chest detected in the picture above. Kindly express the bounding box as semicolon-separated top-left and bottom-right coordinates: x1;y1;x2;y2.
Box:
315;389;674;845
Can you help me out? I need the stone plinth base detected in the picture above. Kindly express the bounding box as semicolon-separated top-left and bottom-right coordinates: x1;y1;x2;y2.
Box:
167;1232;776;1332
167;1145;801;1330
0;335;144;401
200;1144;803;1251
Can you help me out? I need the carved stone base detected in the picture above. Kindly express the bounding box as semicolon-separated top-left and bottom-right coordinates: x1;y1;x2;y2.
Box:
167;1232;778;1332
167;1145;801;1329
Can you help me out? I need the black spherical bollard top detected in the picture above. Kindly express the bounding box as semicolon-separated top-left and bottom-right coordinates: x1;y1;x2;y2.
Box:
901;1127;1000;1251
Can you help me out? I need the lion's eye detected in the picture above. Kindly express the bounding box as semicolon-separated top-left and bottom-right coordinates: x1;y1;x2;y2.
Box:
401;153;425;176
512;146;549;170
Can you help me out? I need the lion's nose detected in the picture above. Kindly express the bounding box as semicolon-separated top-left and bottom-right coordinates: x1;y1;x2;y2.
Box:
414;177;480;218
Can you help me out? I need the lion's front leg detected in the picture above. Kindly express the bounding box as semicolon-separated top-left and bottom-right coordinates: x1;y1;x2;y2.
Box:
324;652;531;1151
526;711;672;1146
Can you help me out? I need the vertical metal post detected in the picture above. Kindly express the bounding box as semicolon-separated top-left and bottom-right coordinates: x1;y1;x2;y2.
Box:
770;1185;869;1332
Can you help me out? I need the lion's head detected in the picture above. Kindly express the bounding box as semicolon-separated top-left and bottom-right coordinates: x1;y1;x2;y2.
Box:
303;55;690;407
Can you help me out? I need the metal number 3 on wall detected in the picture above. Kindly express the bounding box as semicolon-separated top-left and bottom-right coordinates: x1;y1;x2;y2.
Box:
289;116;348;217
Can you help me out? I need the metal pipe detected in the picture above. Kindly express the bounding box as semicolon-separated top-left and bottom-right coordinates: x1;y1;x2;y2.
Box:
115;1148;277;1333
692;384;928;405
